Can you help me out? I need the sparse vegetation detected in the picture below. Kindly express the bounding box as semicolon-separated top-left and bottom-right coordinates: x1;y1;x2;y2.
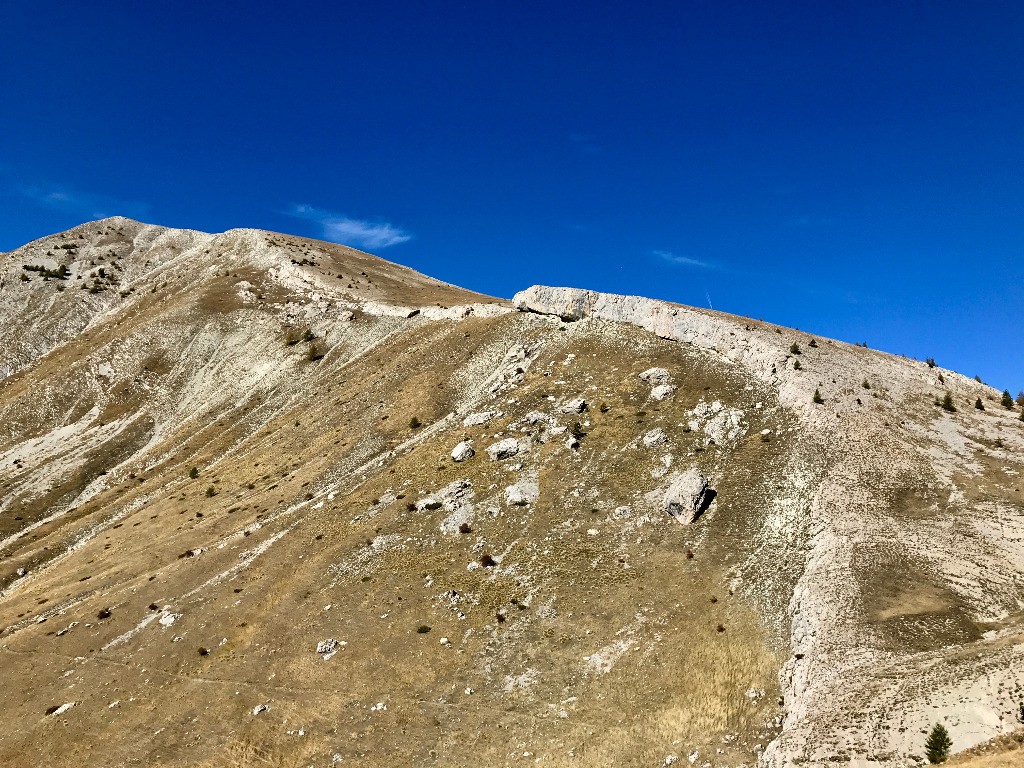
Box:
570;421;586;439
975;398;985;411
813;388;824;404
941;393;956;412
790;342;801;355
408;416;421;429
188;467;199;479
205;486;217;497
416;625;432;634
924;722;952;763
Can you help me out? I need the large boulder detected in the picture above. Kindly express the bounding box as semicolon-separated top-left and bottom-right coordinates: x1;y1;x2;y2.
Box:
663;468;713;524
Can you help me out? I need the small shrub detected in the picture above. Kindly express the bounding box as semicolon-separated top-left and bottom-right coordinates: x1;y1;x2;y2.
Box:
1001;390;1014;409
924;722;952;763
937;373;944;384
458;522;473;534
197;647;210;656
303;329;315;342
408;416;421;430
861;379;870;389
188;467;199;479
1016;390;1024;408
790;343;801;355
812;389;824;404
975;398;984;411
205;486;217;497
793;359;802;370
307;344;324;361
479;553;497;568
416;625;432;634
926;358;936;368
599;403;610;413
975;375;983;383
941;393;956;412
97;608;112;620
808;338;817;348
570;421;585;439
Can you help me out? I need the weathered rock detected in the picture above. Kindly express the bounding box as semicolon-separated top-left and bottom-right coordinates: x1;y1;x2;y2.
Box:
486;438;520;460
643;428;668;447
451;440;474;462
651;384;676;401
317;638;339;655
663;468;713;524
560;398;587;414
639;367;672;383
463;411;501;427
504;478;539;506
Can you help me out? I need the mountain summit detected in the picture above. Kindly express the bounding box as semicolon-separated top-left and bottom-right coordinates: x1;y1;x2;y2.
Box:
1;219;1022;767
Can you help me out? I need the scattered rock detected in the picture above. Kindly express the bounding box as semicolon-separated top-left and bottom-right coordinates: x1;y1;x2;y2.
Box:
486;438;520;460
561;398;587;413
663;468;714;524
15;567;27;577
651;384;676;401
451;441;474;462
639;367;672;383
317;638;339;655
252;704;270;715
643;428;668;447
505;478;539;506
47;702;75;716
463;411;501;427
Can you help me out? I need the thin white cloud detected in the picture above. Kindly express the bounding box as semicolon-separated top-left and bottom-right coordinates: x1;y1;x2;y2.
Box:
653;249;711;269
18;183;150;220
288;204;412;249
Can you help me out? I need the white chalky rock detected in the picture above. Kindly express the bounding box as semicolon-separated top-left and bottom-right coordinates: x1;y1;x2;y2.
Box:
50;702;75;716
463;411;501;427
663;467;713;524
561;398;587;413
505;479;539;506
522;411;549;425
651;384;676;401
643;428;668;446
451;441;474;462
252;704;270;715
639;367;672;383
486;438;520;460
613;506;633;518
317;638;339;655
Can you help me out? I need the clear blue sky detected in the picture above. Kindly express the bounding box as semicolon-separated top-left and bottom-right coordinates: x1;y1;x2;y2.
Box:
2;2;1022;390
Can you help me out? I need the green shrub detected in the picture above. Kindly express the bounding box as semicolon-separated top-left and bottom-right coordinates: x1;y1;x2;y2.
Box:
408;416;421;430
790;342;801;355
1016;390;1024;408
205;486;217;497
926;358;936;368
188;467;199;479
924;722;952;763
975;398;984;411
861;379;870;389
1001;390;1014;409
812;389;824;404
941;393;956;412
570;421;586;439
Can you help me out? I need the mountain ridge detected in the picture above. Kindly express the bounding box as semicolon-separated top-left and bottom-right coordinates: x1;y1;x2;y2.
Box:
0;218;1022;767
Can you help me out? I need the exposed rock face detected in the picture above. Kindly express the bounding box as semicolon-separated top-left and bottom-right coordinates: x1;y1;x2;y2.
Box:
643;428;668;447
663;468;713;524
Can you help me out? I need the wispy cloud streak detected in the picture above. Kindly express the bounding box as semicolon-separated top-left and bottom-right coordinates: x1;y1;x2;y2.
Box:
18;183;150;220
287;204;412;249
652;249;711;269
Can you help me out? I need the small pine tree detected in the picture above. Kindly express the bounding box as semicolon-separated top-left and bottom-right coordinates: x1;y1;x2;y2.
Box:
1002;390;1014;409
408;416;421;429
1020;409;1024;422
813;389;824;404
937;373;945;384
975;375;983;383
793;359;802;370
188;467;199;479
570;421;585;439
1016;390;1024;408
941;393;956;412
808;338;818;348
924;722;952;763
790;342;801;355
926;357;937;368
975;398;984;411
205;486;216;497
